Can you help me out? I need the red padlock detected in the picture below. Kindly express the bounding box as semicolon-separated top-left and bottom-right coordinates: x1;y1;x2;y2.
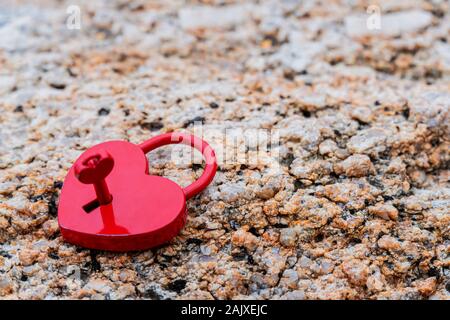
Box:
58;132;217;251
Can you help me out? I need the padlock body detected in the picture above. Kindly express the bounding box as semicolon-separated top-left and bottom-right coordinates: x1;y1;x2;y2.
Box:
58;141;187;251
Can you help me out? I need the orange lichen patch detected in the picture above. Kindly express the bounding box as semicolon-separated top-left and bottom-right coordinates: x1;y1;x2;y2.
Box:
68;49;148;77
1;0;448;301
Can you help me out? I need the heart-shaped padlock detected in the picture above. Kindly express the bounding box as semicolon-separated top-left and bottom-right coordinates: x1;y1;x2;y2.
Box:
58;132;217;251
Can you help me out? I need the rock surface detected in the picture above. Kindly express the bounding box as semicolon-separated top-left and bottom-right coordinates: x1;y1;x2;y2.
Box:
0;0;448;300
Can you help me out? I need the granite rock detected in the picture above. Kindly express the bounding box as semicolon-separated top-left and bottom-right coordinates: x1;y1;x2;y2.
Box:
0;0;448;300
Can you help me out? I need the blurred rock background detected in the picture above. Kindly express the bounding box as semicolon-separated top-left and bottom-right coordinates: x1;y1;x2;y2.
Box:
0;0;448;299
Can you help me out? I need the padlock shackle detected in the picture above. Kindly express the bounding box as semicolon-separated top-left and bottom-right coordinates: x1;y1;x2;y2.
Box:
139;132;217;199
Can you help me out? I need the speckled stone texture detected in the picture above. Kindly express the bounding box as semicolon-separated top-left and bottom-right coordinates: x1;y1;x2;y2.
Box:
0;0;449;300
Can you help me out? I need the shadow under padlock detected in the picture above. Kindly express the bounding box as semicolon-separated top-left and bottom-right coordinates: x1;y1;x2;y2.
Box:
57;132;217;251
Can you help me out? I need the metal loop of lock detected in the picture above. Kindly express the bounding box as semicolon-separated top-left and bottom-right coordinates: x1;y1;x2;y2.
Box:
57;132;217;251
